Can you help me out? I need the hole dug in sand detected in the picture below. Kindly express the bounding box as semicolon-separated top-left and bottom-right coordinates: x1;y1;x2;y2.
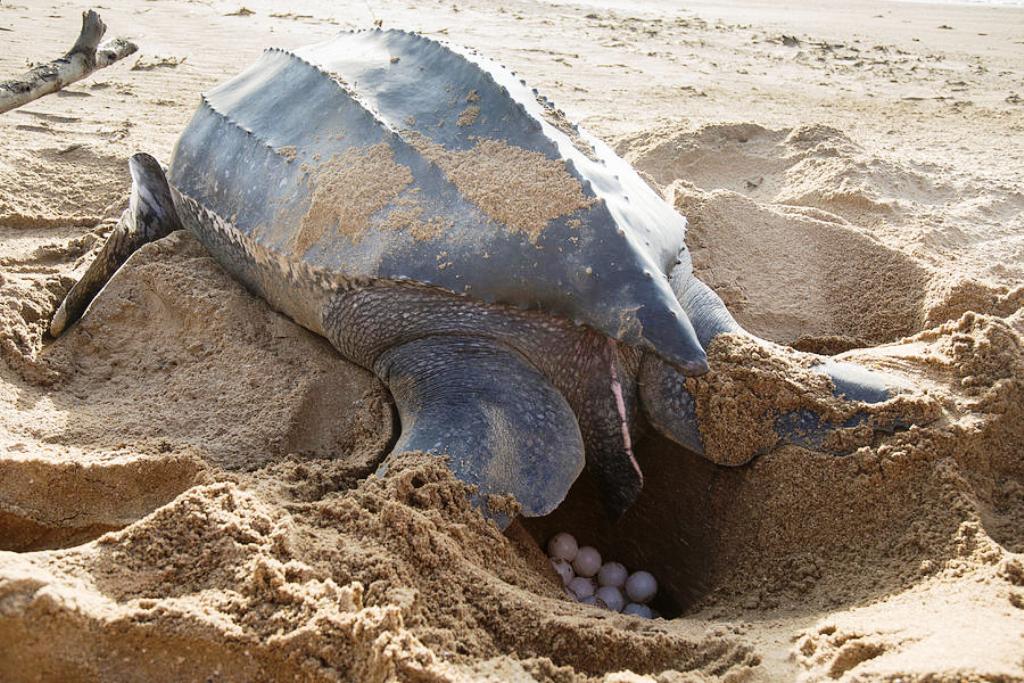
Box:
527;307;1024;639
0;454;761;681
523;435;718;619
2;304;1022;681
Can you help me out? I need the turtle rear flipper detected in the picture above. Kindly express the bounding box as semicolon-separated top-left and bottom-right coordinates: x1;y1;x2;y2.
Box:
374;335;585;527
641;256;932;461
50;153;182;337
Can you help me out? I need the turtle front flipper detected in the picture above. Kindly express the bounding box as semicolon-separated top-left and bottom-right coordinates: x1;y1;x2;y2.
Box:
640;254;932;463
374;335;585;526
50;153;182;337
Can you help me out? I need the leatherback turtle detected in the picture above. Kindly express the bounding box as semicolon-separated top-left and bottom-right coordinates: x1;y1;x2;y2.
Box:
50;30;907;523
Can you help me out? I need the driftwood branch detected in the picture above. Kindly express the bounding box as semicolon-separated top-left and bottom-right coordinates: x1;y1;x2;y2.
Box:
0;10;138;115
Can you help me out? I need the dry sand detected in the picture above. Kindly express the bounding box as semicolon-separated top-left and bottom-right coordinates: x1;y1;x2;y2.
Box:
1;0;1022;680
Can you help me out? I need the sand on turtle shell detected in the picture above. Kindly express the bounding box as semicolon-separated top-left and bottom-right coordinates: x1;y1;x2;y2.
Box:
295;143;414;253
409;135;594;243
456;104;480;127
376;192;453;242
295;133;597;253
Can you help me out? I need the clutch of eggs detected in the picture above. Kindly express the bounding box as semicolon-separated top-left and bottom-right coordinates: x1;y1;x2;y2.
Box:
547;532;659;618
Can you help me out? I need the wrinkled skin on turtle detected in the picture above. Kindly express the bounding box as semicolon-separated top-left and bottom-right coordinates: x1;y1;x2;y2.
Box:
50;30;915;525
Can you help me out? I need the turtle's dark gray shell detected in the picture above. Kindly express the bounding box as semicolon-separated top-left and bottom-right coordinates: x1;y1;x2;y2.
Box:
168;29;705;372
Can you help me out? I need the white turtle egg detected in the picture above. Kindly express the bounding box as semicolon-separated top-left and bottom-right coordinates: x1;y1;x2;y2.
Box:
547;532;579;562
623;603;653;619
572;546;602;578
625;570;657;603
597;561;628;588
551;558;574;586
568;576;596;600
579;595;598;605
595;586;625;612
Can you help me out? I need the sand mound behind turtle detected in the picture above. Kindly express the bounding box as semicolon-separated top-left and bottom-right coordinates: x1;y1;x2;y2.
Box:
619;122;1024;254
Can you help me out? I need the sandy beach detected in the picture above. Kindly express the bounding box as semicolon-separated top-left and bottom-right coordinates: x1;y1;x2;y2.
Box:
1;0;1022;680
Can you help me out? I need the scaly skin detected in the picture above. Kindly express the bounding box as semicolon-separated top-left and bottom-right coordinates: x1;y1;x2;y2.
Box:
324;283;645;518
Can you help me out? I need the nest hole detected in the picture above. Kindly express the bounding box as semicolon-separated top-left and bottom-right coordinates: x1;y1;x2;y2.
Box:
521;430;724;619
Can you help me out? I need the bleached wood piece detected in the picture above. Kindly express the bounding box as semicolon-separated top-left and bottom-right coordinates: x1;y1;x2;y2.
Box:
0;10;138;115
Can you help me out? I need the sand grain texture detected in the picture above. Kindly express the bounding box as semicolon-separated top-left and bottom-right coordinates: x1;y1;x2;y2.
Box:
297;143;415;252
409;134;595;243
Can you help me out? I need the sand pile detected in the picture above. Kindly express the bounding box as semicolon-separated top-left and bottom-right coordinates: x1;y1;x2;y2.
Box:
0;452;762;681
2;1;1023;680
620;122;1023;350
